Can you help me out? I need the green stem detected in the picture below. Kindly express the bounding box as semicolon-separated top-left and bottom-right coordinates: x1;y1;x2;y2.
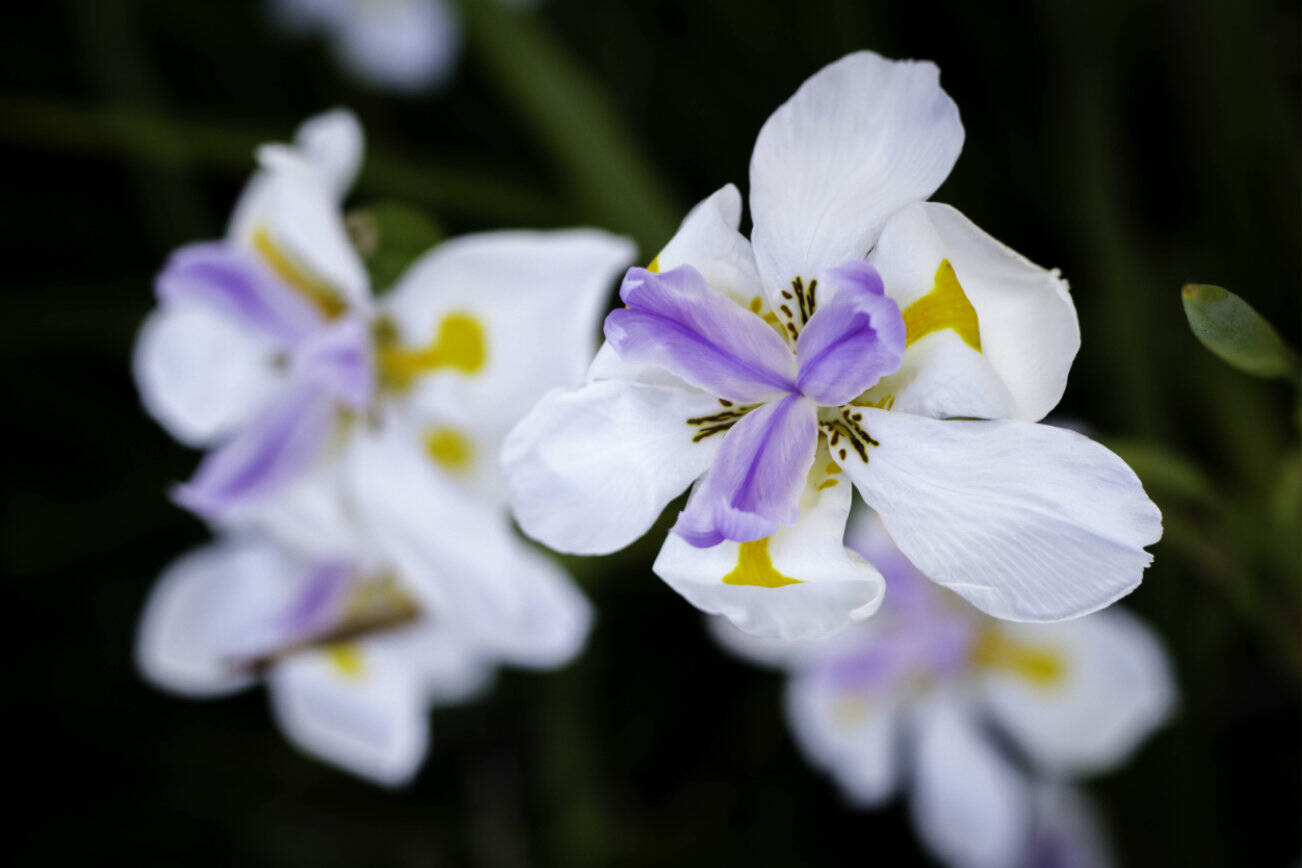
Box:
459;0;681;254
0;95;566;226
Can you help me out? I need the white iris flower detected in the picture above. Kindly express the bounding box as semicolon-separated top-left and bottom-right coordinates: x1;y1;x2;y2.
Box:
504;52;1162;641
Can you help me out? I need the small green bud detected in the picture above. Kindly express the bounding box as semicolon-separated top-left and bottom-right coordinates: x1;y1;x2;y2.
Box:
1182;284;1298;381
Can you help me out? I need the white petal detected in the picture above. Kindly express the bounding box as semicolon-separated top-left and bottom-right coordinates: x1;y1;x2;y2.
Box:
978;608;1176;775
384;229;636;475
838;409;1161;621
654;447;884;640
347;419;593;668
268;635;429;787
135;540;305;697
749;51;963;304
503;380;723;555
133;302;280;447
212;442;367;560
229;146;371;312
784;660;904;807
910;696;1031;868
654;184;765;306
706;615;824;670
867;202;1079;421
293;108;364;197
403;622;496;705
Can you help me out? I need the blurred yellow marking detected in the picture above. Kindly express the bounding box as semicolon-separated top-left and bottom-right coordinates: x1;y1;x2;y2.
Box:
817;479;839;490
424;426;474;473
722;538;801;588
902;259;981;352
251;225;348;319
647;256;660;273
824;462;842;475
378;312;487;388
325;643;365;678
971;629;1065;687
749;296;764;313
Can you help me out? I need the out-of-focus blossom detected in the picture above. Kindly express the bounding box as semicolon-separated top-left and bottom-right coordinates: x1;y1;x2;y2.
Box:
269;0;538;93
711;511;1175;868
504;50;1162;641
271;0;461;93
137;530;586;785
134;109;634;661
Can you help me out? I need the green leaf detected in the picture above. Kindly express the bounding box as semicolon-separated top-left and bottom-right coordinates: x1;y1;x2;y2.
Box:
1182;283;1299;381
346;202;444;293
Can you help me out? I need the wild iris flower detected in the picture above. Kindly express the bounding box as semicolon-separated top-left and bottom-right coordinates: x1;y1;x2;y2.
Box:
134;110;633;671
138;536;493;786
504;51;1161;639
712;511;1174;868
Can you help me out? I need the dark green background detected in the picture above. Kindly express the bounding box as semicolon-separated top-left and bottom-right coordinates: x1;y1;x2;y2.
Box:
5;0;1298;864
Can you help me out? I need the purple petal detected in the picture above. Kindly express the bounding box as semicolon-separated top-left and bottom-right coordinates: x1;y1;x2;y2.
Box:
292;317;374;410
673;394;818;546
605;265;797;403
279;561;356;639
157;242;323;346
173;382;336;519
794;260;905;406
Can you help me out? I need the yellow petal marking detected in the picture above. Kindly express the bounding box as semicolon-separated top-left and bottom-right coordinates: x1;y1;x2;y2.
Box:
325;642;365;678
971;628;1066;688
424;426;474;473
647;256;660;273
722;538;802;588
251;225;348;319
378;311;487;388
902;258;982;352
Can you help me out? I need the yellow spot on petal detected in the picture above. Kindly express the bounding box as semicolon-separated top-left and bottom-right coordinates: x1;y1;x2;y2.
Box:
325;642;365;678
817;479;839;490
824;462;842;475
251;225;348;319
647;256;660;273
722;538;802;589
749;296;764;313
424;425;474;473
378;311;487;389
902;259;982;352
971;628;1066;688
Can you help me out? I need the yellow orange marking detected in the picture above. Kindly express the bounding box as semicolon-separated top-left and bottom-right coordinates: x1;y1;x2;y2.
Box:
378;311;487;388
902;259;981;352
647;256;661;273
722;538;802;588
971;629;1066;687
424;426;474;473
749;296;764;313
325;643;365;678
817;479;839;490
824;462;842;475
251;225;348;319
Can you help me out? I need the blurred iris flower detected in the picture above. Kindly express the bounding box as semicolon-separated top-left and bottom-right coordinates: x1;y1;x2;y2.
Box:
504;51;1161;641
270;0;534;93
134;110;634;780
712;510;1175;868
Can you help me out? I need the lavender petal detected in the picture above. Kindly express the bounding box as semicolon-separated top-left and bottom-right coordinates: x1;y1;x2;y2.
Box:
673;394;818;546
605;265;798;403
157;242;323;346
795;260;905;406
173;381;336;519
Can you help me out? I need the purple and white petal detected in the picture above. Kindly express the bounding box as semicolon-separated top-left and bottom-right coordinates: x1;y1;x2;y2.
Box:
173;382;338;519
157;242;323;346
293;316;375;409
674;394;819;547
606;265;797;403
795;260;906;406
